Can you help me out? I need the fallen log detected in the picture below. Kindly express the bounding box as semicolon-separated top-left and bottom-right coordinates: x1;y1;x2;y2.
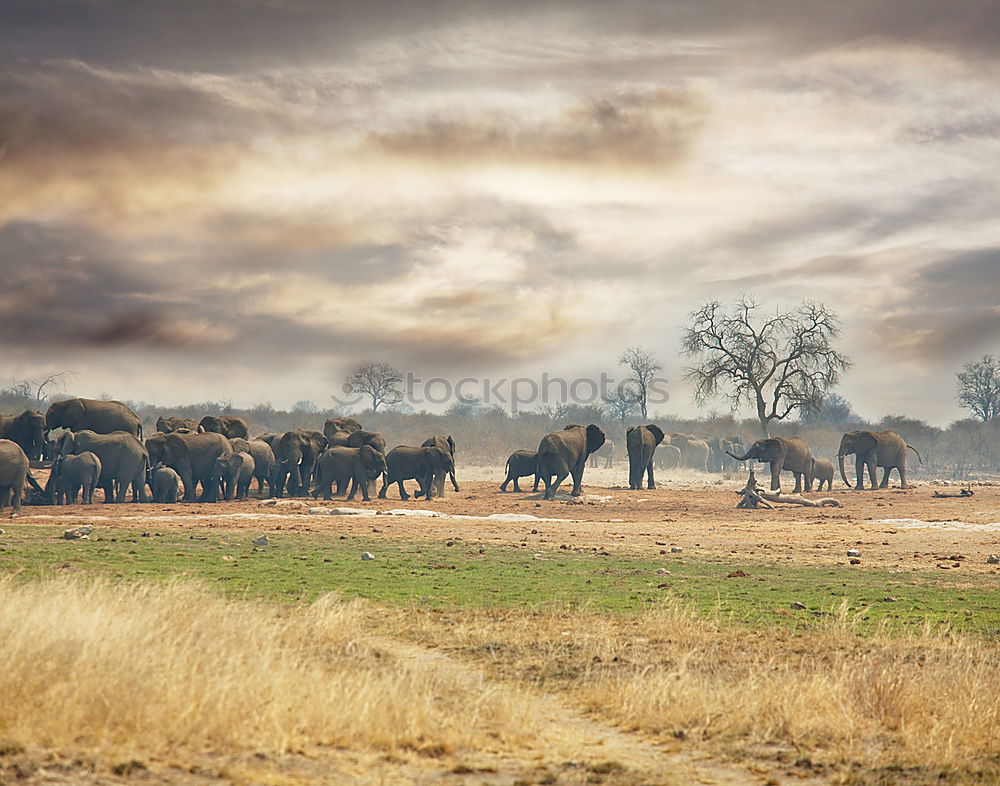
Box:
735;471;842;508
755;490;842;508
932;488;974;498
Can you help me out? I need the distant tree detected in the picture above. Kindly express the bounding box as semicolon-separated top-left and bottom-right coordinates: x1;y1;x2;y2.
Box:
292;400;319;414
602;382;640;427
799;392;858;426
554;403;606;425
344;362;404;413
445;397;485;418
618;346;662;419
956;354;1000;421
682;297;852;437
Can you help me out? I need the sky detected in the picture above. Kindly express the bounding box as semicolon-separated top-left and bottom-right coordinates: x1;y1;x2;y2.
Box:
1;0;998;424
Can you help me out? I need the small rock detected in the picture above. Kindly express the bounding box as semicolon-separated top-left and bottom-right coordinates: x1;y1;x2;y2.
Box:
655;568;671;575
846;549;861;557
670;546;683;553
727;569;748;578
790;601;806;610
361;551;375;561
986;554;999;564
253;535;269;547
0;528;5;535
849;558;861;565
883;596;898;602
63;526;93;540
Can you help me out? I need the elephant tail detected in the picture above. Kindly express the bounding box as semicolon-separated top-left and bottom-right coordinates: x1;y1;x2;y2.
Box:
906;444;923;465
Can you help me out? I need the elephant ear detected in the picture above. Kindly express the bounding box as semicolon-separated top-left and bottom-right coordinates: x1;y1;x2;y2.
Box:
857;431;878;452
646;424;665;445
62;398;87;426
762;438;784;457
346;431;368;448
585;424;606;455
359;444;377;462
164;433;191;460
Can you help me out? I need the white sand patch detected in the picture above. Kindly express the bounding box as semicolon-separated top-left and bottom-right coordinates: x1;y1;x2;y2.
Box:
875;518;1000;532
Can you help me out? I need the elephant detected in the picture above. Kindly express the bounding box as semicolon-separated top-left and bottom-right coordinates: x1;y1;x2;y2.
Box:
323;417;363;440
707;437;736;473
536;424;605;500
654;443;681;469
255;433;279;449
161;431;232;502
0;439;30;515
198;415;250;439
589;439;614;469
501;450;539;492
811;457;835;491
837;430;921;490
418;435;458;497
214;451;256;501
151;463;182;503
379;446;454;500
58;429;150;503
46;398;142;439
346;430;388;454
0;410;46;461
273;430;326;497
156;416;197;433
728;436;814;492
626;424;665;490
312;445;386;501
49;451;101;505
670;433;710;471
230;438;276;497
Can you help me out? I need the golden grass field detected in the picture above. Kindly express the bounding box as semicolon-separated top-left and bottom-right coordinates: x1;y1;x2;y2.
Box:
2;471;999;784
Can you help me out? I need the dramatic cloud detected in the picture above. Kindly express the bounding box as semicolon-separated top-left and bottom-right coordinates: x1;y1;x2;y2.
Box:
1;1;998;420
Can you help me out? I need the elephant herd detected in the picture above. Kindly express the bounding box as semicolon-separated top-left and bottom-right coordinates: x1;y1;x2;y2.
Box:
0;397;926;514
0;398;460;511
502;424;922;496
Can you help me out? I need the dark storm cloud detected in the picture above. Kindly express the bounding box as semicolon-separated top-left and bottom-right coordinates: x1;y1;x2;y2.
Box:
0;222;218;348
3;1;999;70
372;87;706;168
873;249;1000;363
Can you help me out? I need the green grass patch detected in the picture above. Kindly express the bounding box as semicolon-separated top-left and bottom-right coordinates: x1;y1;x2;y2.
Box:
1;524;998;636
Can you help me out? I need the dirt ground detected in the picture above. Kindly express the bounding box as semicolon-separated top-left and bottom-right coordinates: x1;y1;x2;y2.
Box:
19;466;1000;574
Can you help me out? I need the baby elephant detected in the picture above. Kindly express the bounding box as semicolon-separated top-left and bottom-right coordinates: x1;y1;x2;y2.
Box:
379;446;454;500
500;450;539;492
312;445;386;502
151;463;182;503
51;451;102;505
214;452;256;501
811;457;835;491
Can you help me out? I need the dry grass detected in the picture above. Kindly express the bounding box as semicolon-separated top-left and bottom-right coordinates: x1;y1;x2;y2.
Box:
390;602;1000;779
0;577;538;760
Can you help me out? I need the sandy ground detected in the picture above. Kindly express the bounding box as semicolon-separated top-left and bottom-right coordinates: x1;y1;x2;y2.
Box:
18;466;1000;574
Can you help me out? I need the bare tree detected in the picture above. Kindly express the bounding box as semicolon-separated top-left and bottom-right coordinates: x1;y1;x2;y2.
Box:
33;370;76;405
618;346;662;419
682;297;851;437
344;362;404;412
957;354;1000;421
602;382;640;427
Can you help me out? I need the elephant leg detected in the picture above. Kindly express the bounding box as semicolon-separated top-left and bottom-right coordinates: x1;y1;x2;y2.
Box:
792;473;802;493
512;477;522;492
500;474;510;491
879;466;891;488
646;460;655;490
854;457;865;490
898;465;908;489
533;473;540;492
769;464;781;491
867;460;878;489
114;477;128;503
569;457;586;496
396;479;409;500
543;457;569;499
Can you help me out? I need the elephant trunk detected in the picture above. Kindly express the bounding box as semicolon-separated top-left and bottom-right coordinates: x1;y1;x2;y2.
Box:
726;449;752;462
838;453;850;487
